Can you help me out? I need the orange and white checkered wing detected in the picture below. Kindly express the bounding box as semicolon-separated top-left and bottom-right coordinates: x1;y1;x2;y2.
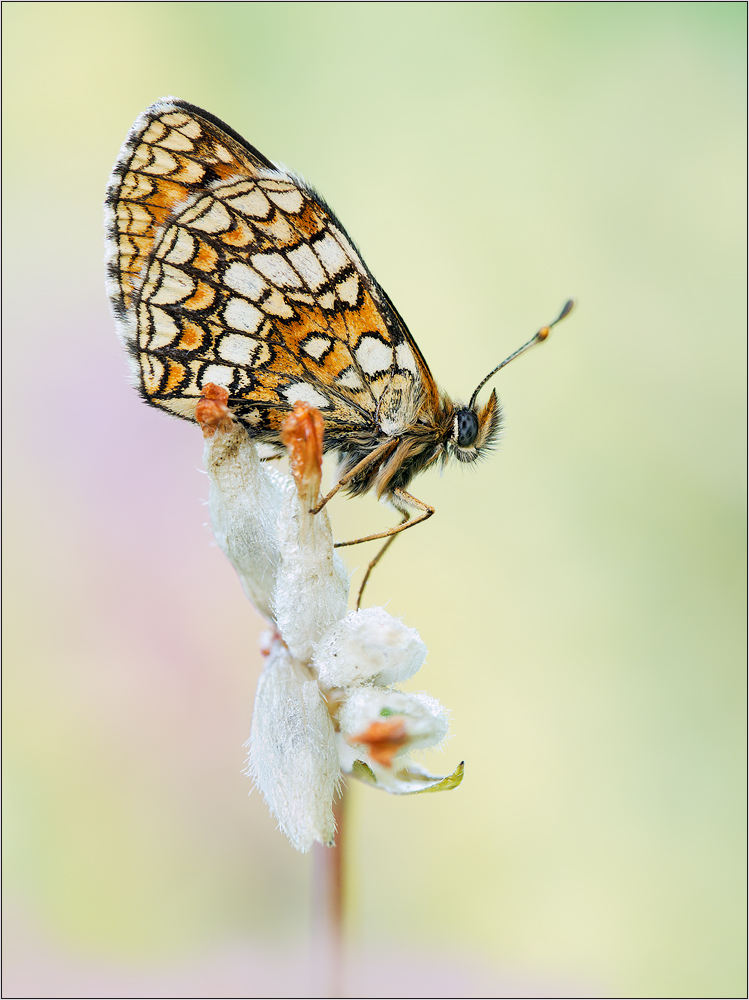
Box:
105;98;440;450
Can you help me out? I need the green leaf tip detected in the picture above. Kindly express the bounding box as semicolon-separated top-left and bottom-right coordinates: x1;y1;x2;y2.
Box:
349;758;465;795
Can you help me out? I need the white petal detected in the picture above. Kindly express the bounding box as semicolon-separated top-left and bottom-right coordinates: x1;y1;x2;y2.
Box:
246;642;339;852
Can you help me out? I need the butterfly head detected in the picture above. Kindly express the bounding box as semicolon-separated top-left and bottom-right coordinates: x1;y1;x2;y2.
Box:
447;391;501;464
448;299;576;464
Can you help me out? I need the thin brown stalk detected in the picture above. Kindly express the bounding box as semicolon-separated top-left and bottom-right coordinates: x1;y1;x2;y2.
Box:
312;781;347;998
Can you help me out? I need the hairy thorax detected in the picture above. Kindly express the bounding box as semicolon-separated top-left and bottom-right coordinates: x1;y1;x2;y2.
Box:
336;392;456;500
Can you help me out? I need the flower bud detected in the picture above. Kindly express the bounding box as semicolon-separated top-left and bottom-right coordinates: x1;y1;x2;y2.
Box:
202;398;288;622
280;401;324;510
338;688;449;771
273;406;348;662
314;607;427;690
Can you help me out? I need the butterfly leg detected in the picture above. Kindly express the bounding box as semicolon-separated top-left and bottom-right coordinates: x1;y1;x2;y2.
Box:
335;487;434;549
354;519;407;609
309;438;398;515
337;488;434;604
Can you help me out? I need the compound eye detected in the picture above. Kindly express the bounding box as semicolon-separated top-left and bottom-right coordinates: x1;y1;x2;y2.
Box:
455;409;479;448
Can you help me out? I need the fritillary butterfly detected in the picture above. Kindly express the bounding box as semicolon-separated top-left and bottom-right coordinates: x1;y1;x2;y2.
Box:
105;97;573;579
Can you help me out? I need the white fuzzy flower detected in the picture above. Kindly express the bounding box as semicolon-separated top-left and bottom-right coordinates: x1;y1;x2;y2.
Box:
247;642;339;852
197;386;463;852
202;410;286;621
314;607;427;689
273;469;349;665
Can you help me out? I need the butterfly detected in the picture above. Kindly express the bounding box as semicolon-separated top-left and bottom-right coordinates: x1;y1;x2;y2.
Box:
105;97;573;594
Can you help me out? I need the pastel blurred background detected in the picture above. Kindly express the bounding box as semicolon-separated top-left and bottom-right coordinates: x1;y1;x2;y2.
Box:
3;3;745;997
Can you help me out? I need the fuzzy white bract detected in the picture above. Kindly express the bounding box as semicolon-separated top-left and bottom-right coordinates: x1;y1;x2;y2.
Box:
201;396;462;852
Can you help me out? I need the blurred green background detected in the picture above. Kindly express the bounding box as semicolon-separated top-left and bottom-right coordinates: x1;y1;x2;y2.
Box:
3;3;745;997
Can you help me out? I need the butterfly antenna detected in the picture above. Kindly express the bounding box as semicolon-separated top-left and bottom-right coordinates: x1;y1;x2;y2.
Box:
468;299;576;409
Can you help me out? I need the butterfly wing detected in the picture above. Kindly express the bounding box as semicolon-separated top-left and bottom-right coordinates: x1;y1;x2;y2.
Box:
105;98;440;453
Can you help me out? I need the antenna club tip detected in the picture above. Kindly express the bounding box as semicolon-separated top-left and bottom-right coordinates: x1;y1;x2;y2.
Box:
559;298;576;320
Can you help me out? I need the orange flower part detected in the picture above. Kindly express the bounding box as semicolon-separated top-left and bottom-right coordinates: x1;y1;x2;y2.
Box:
349;717;408;768
195;383;235;438
280;402;324;504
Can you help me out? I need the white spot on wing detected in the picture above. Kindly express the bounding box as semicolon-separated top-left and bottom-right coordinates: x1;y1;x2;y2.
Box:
356;336;392;375
173;158;205;185
282;383;331;408
396;342;418;375
142;147;177;174
336;274;359;305
175;119;201;138
315;232;349;276
288;291;316;305
264;289;295;319
225;262;267;300
301;336;332;360
141;122;166;144
187;200;231;233
224;297;264;333
211;143;234;164
337;368;364;390
201;365;235;388
151;264;194;304
164;228;195;265
264;187;304;213
218;334;259;366
162;111;192;128
159;129;194;152
287;244;327;291
260;214;295;243
149;307;179;348
251;252;302;288
227;187;271;219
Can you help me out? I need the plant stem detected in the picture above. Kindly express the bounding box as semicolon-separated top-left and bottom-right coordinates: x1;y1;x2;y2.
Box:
312;780;347;998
